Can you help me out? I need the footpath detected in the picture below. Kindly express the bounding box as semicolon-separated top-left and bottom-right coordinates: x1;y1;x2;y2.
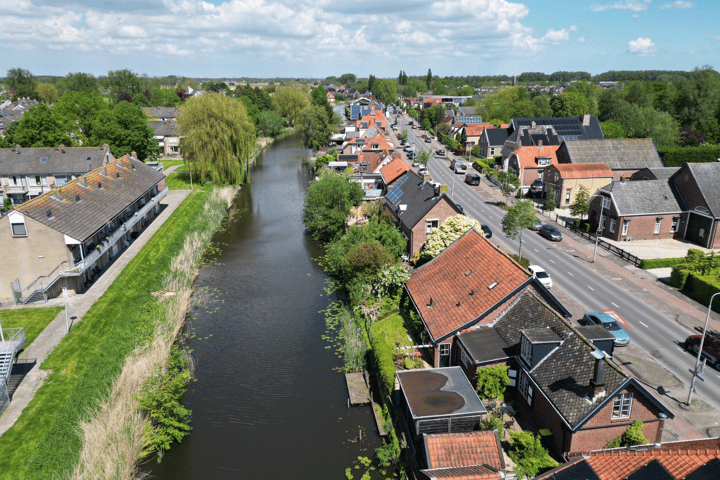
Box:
0;189;191;436
470;173;720;441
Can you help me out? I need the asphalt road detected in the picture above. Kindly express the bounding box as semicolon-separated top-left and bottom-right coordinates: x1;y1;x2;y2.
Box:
394;113;720;413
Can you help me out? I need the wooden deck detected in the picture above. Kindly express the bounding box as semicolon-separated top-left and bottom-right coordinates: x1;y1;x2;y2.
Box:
345;372;370;405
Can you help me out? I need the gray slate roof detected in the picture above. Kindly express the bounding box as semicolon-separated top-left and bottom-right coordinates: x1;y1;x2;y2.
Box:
684;162;720;217
148;120;179;137
631;166;680;181
484;128;509;146
560;138;663;170
600;180;684;216
142;107;178;119
384;171;459;229
16;156;165;242
0;146;111;176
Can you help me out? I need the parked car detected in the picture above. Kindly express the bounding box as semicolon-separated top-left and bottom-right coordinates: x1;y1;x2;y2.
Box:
424;138;432;143
529;179;543;195
530;219;542;230
404;145;414;152
465;173;481;186
418;166;428;175
685;330;720;370
582;311;631;346
436;149;446;156
528;265;552;289
407;151;417;159
412;161;422;167
400;139;407;145
456;204;464;214
481;224;492;238
539;224;563;241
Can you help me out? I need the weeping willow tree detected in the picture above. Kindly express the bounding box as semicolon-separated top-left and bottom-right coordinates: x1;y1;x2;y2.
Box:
177;93;256;184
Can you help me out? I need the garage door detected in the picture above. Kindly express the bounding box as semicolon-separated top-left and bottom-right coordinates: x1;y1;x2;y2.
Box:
686;212;714;248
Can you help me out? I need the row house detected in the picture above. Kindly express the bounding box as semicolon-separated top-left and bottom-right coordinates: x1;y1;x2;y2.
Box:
556;138;663;180
0;145;113;205
543;162;613;207
148;121;181;156
506;143;560;193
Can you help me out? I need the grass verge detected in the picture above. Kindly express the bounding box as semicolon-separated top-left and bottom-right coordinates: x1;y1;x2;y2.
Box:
0;187;234;480
0;306;64;351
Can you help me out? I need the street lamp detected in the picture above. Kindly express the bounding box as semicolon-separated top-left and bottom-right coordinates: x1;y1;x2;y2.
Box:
593;196;607;263
687;291;720;405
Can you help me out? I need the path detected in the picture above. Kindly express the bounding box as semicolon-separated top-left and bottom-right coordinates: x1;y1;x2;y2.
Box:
0;189;191;435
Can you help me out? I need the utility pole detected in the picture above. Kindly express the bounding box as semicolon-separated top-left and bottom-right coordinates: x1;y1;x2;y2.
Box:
687;292;720;405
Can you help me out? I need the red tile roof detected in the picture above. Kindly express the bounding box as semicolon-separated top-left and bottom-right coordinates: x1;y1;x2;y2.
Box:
425;431;505;471
565;437;720;480
380;158;411;184
553;162;613;179
406;229;531;341
511;144;560;169
463;123;496;137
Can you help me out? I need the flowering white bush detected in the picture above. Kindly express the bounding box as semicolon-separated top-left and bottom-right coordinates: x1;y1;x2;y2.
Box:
373;264;411;297
423;214;484;258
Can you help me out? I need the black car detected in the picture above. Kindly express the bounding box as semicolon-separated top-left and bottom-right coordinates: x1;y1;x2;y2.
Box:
529;179;543;195
424;138;432;143
481;224;492;238
465;173;481;186
436;149;446;156
539;224;563;241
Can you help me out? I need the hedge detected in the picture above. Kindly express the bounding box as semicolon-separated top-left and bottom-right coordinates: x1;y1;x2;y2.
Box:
670;266;692;289
640;257;688;270
371;335;397;400
657;145;720;167
688;274;720;313
575;219;598;234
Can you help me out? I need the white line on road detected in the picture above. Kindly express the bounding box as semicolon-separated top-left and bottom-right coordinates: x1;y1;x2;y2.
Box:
588;286;594;291
567;272;573;276
612;302;619;307
639;321;648;328
549;260;555;264
534;249;539;252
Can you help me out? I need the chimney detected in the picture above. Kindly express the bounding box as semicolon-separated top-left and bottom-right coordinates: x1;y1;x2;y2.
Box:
531;121;536;128
131;151;137;159
439;184;448;193
538;139;543;148
422;173;431;183
588;350;606;399
15;145;20;153
434;184;440;197
582;114;591;125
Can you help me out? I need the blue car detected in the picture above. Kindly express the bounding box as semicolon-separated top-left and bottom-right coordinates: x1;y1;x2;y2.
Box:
582;311;631;346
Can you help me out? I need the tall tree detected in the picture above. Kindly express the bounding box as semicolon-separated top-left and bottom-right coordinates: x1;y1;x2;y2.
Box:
177;93;256;184
107;69;144;104
368;75;376;94
62;72;98;94
501;200;537;259
53;91;109;143
296;105;335;149
550;91;589;117
302;173;365;242
311;85;333;118
258;110;285;137
91;101;160;161
5;68;38;100
8;103;72;147
569;185;591;219
339;73;356;86
36;83;59;104
272;84;310;126
426;69;433;90
373;79;397;105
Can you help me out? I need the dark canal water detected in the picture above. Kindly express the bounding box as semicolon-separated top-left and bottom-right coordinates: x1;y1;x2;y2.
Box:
145;134;381;479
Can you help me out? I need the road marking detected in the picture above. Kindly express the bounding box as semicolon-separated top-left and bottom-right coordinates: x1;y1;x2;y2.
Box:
567;272;573;276
588;286;594;291
612;302;619;307
549;260;555;264
533;249;539;252
639;321;648;328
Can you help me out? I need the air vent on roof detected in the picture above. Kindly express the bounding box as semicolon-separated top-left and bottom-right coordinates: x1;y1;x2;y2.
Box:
427;298;433;308
97;182;102;189
75;195;81;203
488;281;498;290
456;301;461;307
469;290;475;296
40;157;48;164
116;172;120;178
86;156;92;161
465;270;472;276
46;210;53;219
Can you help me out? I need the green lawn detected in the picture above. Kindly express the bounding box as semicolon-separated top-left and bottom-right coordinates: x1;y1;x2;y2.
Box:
165;171;194;190
160;159;185;170
371;313;413;348
0;189;215;480
1;307;64;351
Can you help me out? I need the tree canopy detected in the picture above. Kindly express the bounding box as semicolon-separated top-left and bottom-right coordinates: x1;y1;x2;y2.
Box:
302;173;365;242
178;93;256;184
501;200;537;259
5;68;38;100
272;84;310;126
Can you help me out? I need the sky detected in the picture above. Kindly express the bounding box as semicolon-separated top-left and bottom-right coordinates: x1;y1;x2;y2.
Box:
2;0;719;79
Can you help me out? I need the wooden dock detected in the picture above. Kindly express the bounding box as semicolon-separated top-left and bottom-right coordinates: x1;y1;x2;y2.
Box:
345;372;370;405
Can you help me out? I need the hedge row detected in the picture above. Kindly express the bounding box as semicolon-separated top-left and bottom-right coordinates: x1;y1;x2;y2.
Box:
657;145;720;167
370;335;397;400
686;274;720;313
640;257;688;270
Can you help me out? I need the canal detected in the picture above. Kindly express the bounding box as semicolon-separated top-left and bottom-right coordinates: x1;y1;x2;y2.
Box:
145;134;381;479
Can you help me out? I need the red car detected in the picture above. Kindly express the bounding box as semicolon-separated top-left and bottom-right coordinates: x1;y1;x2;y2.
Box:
685;330;720;370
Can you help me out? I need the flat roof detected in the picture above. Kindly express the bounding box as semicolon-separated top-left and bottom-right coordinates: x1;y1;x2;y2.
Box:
397;367;487;419
457;328;512;364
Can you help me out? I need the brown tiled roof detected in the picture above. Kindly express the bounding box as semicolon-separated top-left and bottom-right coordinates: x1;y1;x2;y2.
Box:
425;431;505;470
406;229;531;342
16;156;165;242
380;158;411;184
554;162;613;179
555;437;720;480
511;144;560;169
463;124;495;137
420;465;502;479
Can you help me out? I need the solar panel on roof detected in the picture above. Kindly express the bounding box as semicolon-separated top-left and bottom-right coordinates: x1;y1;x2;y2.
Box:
386;176;408;203
40;157;48;163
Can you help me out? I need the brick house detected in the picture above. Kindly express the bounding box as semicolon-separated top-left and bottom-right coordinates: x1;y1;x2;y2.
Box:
454;291;674;457
404;228;569;367
460;123;496;148
556;138;663;180
669;162;720;249
0;145;114;205
382;171;463;257
0;155;167;304
379;157;411;191
544;162;613;207
539;436;720;479
419;430;506;480
148;121;180;156
587;179;686;242
478;127;508;159
506;143;560;193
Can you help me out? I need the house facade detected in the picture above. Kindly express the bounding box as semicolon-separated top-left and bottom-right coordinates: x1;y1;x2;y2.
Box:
506;143;560;192
543;162;613;207
0;145;114;205
148;121;181;156
556;138;663;180
0;155;167;304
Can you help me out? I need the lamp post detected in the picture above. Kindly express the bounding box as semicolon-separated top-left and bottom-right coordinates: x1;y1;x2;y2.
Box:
687;291;720;405
593;197;607;263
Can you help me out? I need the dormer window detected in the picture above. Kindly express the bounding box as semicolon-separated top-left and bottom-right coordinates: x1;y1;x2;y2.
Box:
520;335;533;365
536;157;551;166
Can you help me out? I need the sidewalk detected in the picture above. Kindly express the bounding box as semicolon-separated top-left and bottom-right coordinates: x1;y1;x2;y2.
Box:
0;189;191;436
472;173;720;440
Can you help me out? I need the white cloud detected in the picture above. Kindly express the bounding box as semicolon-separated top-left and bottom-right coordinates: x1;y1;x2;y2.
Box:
661;1;694;8
628;37;656;55
118;25;148;38
589;0;650;12
578;36;586;42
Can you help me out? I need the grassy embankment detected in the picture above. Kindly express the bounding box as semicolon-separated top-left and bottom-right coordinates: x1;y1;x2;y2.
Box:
0;307;64;350
0;186;236;480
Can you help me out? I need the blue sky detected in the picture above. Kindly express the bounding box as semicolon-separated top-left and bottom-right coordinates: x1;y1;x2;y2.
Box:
2;0;718;79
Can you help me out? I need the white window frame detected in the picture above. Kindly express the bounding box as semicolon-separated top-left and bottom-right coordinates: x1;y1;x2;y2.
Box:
654;218;662;234
671;217;679;233
622;219;630;236
54;175;70;186
565;188;572;203
537;157;551;167
602;196;611;209
520;336;532;365
600;214;606;229
439;343;450;357
519;372;533;406
9;212;27;237
612;393;633;419
537;169;544;179
610;218;616;233
425;219;439;235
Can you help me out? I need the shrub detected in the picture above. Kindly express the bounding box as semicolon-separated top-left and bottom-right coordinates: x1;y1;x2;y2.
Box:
670;266;692;289
508;431;558;478
475;365;511;401
606;420;649;448
510;254;530;269
371;335;397;399
480;412;504;438
544;199;557;212
640;257;687;269
690;274;720;313
576;219;598;234
342;242;394;282
658;145;720;167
